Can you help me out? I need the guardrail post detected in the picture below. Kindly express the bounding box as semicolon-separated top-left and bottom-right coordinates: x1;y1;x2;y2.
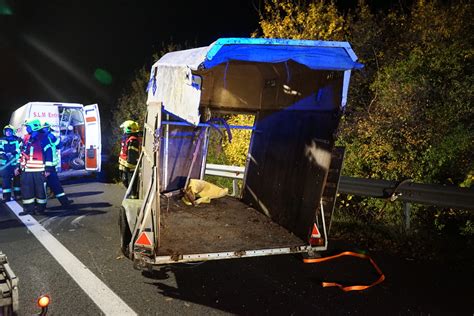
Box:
232;179;239;197
403;202;411;232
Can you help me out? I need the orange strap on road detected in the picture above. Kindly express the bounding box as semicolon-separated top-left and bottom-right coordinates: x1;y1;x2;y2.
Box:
303;251;385;292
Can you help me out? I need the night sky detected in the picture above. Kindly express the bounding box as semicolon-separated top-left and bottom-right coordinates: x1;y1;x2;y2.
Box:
1;0;395;130
0;0;262;128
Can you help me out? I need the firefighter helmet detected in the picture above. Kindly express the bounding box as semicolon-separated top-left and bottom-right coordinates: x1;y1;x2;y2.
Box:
42;121;52;130
24;119;43;132
3;124;15;135
120;120;140;134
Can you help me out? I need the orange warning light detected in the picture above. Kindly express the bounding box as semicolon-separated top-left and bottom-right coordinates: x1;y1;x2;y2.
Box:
37;295;50;308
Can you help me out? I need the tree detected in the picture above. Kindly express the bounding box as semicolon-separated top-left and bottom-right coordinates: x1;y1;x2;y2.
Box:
110;65;149;154
342;0;474;185
110;42;192;157
256;0;473;185
253;0;346;40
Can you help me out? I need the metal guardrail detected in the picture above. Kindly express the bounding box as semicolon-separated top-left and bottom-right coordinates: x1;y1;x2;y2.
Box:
338;176;474;211
204;164;474;211
205;164;245;180
205;164;245;197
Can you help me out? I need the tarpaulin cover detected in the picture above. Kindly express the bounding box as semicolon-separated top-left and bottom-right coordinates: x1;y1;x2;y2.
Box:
203;38;363;71
147;38;362;125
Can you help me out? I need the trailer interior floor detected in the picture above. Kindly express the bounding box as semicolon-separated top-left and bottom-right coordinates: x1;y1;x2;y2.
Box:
157;195;305;256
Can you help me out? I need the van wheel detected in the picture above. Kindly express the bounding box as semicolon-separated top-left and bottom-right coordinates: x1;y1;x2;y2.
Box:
119;206;132;259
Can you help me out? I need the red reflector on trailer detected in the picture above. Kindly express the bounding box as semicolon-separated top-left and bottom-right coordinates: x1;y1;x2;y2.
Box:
309;223;324;246
311;223;321;238
309;237;325;246
135;232;152;246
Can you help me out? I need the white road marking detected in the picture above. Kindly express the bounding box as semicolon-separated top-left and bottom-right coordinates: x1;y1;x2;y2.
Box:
6;201;137;316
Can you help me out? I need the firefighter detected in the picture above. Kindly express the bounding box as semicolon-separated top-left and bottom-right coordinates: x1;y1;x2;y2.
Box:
42;121;74;208
0;125;22;201
16;119;53;216
118;120;142;195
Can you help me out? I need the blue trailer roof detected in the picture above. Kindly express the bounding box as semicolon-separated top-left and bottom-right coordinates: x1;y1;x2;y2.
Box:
203;38;363;71
154;37;363;71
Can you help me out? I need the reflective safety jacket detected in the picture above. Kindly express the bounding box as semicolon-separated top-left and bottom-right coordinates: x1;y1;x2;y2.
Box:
20;132;54;173
118;133;142;171
44;131;61;167
0;135;22;167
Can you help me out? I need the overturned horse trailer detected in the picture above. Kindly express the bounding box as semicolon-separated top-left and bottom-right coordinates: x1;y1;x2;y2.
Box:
120;38;362;266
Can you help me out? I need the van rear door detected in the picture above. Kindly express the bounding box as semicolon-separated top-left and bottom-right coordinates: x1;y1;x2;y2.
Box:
83;104;101;171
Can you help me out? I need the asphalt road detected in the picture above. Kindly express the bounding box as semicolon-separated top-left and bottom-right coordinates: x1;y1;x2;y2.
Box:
0;178;472;315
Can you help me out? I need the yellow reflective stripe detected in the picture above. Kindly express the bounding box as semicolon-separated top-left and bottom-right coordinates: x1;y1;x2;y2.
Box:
44;144;52;151
52;149;59;162
23;198;35;204
45;161;55;166
118;159;136;169
36;198;47;204
26;160;43;164
26;163;44;167
129;146;140;152
25;167;45;172
56;193;65;198
13;187;21;191
3;189;12;193
25;165;44;169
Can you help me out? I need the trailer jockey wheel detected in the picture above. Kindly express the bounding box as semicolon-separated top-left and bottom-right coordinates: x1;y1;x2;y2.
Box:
119;206;132;259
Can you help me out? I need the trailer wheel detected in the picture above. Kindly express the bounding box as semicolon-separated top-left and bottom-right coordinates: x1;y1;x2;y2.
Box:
119;206;132;259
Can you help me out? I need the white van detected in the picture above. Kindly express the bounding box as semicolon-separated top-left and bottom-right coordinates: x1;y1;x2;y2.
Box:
9;102;102;174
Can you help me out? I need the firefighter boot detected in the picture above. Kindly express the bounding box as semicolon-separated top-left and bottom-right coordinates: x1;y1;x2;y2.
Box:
36;203;46;215
13;187;21;200
3;192;12;202
19;202;36;216
58;196;74;209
